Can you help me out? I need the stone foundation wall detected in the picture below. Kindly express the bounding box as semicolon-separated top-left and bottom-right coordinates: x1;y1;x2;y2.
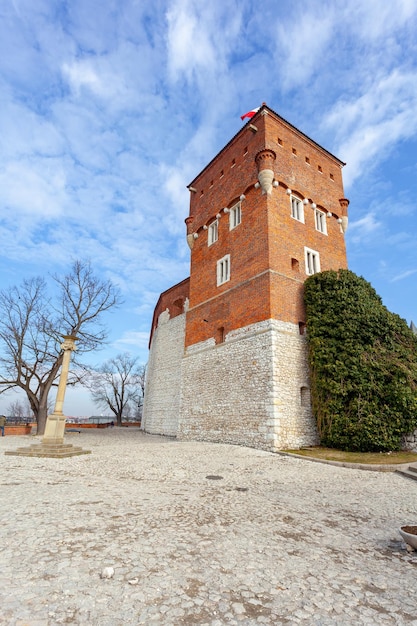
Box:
402;429;417;452
178;319;319;451
142;310;185;437
270;320;319;449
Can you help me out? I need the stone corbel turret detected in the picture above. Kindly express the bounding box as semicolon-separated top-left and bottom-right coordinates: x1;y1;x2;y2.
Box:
185;216;195;249
339;198;349;233
255;149;277;196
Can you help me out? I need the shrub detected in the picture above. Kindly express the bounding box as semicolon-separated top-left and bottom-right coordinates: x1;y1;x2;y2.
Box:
304;270;417;451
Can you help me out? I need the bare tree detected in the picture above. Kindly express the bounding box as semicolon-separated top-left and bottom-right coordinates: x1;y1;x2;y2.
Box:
0;261;121;435
87;354;144;426
7;399;26;419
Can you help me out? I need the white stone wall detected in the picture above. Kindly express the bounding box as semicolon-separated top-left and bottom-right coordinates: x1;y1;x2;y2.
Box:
270;320;319;449
142;311;185;437
402;429;417;452
178;319;319;451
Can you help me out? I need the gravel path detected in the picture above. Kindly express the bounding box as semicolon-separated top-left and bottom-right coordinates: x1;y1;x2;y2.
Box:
0;428;416;625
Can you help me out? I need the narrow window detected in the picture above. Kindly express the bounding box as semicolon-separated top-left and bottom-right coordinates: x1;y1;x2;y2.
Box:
216;327;225;344
314;209;327;235
318;165;322;173
304;247;320;275
208;220;218;246
217;255;230;286
278;137;283;146
231;159;236;168
290;195;304;223
298;321;306;335
329;173;334;181
305;156;310;164
229;202;241;230
300;386;310;407
292;147;297;155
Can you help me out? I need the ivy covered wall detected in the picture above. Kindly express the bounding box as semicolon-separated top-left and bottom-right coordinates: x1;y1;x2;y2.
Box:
304;270;417;451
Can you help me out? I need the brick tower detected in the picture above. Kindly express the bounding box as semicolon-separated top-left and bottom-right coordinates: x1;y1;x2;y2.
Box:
142;104;349;450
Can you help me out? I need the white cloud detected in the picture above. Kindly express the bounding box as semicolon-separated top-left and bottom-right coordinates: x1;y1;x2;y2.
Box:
113;331;150;355
344;0;417;40
0;160;67;217
62;61;104;96
348;212;382;244
274;9;335;91
324;70;417;186
390;268;417;282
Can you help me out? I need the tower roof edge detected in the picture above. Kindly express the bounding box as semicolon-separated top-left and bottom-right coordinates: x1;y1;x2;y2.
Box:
187;104;346;189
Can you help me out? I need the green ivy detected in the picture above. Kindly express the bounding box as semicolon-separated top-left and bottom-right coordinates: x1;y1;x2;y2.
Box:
304;270;417;451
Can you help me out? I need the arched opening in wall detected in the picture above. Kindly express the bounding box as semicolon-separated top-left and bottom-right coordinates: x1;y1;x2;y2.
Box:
300;386;310;407
216;327;225;344
172;298;184;315
291;258;300;271
298;321;306;335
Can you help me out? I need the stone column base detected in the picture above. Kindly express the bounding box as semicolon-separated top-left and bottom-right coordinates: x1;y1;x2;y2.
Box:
5;443;91;458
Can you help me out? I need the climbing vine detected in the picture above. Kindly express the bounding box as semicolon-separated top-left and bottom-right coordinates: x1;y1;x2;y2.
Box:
304;270;417;451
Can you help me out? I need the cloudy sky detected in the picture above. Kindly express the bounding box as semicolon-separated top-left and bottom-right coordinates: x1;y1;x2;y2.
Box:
1;0;417;415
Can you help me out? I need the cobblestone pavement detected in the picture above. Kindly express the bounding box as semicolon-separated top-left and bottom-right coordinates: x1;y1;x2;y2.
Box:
0;429;416;626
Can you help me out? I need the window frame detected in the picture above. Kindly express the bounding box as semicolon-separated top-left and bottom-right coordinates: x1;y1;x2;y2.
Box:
208;219;218;246
314;208;327;235
304;247;320;276
290;194;304;223
217;254;231;286
229;202;242;230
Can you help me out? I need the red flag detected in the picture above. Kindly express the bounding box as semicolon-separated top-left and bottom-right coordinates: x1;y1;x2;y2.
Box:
240;107;260;121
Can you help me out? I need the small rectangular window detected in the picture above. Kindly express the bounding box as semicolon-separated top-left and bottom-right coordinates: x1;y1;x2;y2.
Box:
208;220;218;245
314;209;327;235
291;195;304;223
229;202;241;230
217;255;230;286
305;247;320;275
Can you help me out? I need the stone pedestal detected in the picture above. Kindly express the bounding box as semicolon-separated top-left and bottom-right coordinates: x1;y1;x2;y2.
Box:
5;335;91;459
5;442;90;458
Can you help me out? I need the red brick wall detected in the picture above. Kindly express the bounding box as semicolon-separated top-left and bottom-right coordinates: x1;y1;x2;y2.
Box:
184;106;348;348
149;277;190;347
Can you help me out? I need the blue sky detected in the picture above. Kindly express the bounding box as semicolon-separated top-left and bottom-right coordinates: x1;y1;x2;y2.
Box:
1;0;417;415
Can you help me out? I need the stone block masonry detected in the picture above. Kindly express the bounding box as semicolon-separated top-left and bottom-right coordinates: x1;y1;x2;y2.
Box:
142;311;185;437
178;319;319;451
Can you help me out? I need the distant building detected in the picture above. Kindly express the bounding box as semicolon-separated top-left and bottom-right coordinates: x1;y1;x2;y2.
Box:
142;104;349;451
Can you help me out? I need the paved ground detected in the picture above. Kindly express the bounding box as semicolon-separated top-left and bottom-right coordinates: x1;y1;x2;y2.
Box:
0;428;416;626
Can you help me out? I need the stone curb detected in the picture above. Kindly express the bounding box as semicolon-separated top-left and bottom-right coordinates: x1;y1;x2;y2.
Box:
276;450;414;472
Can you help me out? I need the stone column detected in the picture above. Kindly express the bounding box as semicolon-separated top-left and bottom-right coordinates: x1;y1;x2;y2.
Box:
42;335;77;445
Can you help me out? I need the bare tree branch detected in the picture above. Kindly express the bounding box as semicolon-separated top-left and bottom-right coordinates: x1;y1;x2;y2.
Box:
0;261;122;435
85;354;144;426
